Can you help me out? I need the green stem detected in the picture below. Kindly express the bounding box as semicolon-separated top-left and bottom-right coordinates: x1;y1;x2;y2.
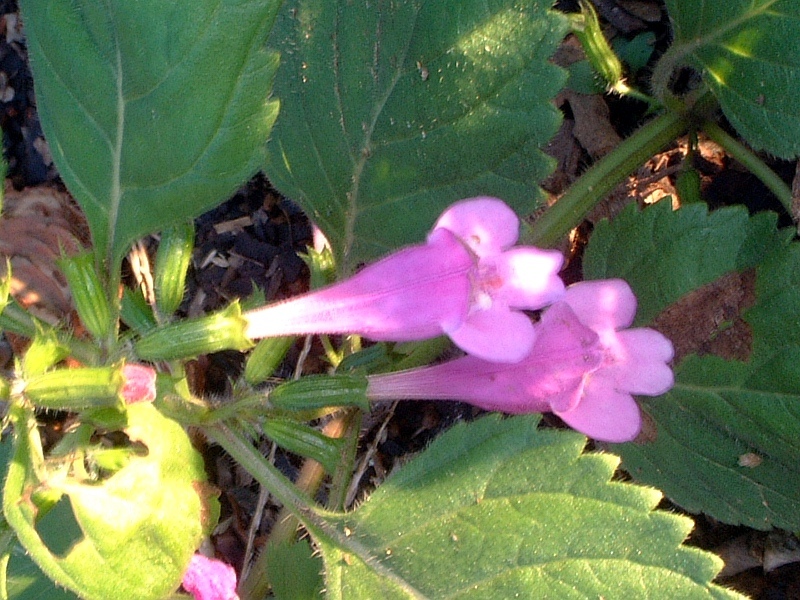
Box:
701;120;793;214
525;109;689;248
234;409;360;600
205;422;333;532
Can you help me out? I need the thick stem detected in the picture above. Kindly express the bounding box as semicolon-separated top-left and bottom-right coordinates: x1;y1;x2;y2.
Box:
701;120;793;215
525;108;691;248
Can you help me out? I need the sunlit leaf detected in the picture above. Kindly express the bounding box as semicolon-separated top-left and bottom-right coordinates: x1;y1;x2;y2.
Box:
19;0;281;266
3;404;217;600
265;0;568;269
314;415;743;599
664;0;800;158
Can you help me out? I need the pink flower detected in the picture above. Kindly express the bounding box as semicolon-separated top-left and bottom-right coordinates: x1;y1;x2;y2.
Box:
244;197;564;362
366;279;674;442
182;554;239;600
120;363;157;403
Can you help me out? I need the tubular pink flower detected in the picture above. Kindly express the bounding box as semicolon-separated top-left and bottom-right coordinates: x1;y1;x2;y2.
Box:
366;279;674;443
120;363;157;404
182;554;239;600
244;197;565;362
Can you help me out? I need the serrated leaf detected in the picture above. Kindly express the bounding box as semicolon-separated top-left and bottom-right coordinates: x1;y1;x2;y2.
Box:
623;354;800;531
314;415;742;599
265;0;568;269
584;202;800;529
664;0;800;158
19;0;281;266
582;201;787;325
3;403;217;600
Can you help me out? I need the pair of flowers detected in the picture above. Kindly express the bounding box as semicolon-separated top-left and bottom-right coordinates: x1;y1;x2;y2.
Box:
244;197;674;444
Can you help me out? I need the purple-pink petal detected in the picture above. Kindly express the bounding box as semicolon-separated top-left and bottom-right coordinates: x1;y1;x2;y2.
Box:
562;279;637;333
120;364;157;404
182;554;239;600
244;227;472;341
447;307;538;363
605;328;675;395
554;374;643;443
365;277;674;442
480;247;565;309
433;197;520;256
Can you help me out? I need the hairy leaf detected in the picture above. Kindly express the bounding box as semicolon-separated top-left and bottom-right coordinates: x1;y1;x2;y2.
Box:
315;415;743;599
664;0;800;158
265;0;568;269
584;202;800;529
19;0;281;266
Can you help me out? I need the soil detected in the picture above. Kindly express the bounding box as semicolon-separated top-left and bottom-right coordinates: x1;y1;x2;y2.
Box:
0;1;799;598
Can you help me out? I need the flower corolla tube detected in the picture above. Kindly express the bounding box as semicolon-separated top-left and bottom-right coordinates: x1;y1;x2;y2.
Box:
366;279;674;442
244;197;565;362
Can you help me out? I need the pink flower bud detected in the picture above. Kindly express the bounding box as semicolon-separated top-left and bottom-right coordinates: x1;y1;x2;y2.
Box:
120;363;157;404
182;554;239;600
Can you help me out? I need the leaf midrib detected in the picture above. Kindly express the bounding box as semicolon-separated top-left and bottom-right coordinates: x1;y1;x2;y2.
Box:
337;5;420;270
107;43;124;267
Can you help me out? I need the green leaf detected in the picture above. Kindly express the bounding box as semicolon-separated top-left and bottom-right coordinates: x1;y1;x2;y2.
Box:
3;403;218;600
19;0;281;266
265;0;568;269
314;415;742;599
663;0;800;158
623;355;800;531
263;539;324;600
584;202;800;529
582;201;788;325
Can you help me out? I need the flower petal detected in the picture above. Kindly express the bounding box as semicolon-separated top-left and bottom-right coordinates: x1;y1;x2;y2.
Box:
607;328;675;395
554;375;642;442
563;279;637;332
447;306;537;363
432;197;519;256
484;247;565;309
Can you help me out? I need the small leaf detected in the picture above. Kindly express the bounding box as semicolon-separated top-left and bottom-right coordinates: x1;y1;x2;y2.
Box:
20;0;281;265
314;415;742;599
265;0;568;269
584;202;800;530
663;0;800;158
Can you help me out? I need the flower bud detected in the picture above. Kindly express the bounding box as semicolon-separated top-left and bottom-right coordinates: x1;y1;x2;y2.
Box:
262;418;344;474
121;363;157;403
268;374;369;412
24;366;124;411
57;251;114;340
134;302;253;361
244;336;294;385
571;0;624;92
154;222;194;317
